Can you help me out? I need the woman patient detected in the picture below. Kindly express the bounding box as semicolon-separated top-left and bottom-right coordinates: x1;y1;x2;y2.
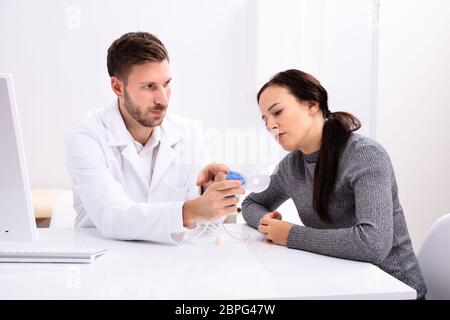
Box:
242;69;427;299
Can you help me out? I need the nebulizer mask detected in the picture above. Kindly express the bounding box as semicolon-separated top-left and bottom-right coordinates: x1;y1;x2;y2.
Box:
181;169;271;246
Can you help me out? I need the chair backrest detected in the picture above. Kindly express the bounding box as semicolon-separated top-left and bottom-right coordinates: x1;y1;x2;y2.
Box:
49;191;76;228
417;213;450;300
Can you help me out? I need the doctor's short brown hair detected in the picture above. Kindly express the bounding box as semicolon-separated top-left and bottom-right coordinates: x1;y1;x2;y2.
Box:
107;32;169;82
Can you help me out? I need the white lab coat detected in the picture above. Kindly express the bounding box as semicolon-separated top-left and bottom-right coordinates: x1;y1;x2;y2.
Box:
66;101;207;244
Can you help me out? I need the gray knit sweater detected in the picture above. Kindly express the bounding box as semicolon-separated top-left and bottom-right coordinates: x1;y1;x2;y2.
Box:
242;133;427;299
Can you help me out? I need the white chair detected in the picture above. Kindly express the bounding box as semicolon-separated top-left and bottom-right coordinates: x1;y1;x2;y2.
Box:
417;213;450;300
49;190;76;228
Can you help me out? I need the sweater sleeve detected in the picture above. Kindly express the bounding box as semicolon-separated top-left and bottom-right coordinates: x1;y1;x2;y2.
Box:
242;159;291;229
287;145;394;264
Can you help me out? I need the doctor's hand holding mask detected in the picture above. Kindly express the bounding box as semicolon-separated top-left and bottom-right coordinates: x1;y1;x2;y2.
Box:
182;163;245;227
66;32;244;244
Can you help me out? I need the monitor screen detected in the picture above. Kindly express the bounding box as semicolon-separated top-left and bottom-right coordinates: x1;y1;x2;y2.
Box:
0;73;38;241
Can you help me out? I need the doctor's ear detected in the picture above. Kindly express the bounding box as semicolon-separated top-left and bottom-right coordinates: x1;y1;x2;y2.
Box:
111;76;125;97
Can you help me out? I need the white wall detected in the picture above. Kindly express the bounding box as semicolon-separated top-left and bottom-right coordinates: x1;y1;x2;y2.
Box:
256;0;377;138
0;0;259;188
377;0;450;250
0;0;377;191
1;1;384;227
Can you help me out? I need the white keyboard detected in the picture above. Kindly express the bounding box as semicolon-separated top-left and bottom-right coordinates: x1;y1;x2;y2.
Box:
0;248;107;264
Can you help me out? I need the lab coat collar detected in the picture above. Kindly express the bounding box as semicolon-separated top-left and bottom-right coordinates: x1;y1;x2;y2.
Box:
103;99;181;147
101;100;182;192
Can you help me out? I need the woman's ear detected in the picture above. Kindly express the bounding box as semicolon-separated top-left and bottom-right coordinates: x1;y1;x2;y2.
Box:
307;101;320;116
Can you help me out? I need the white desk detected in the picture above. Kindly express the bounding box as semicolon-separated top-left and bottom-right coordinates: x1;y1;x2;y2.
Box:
0;224;416;300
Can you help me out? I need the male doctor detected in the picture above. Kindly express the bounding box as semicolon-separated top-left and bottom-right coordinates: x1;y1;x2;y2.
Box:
66;32;244;243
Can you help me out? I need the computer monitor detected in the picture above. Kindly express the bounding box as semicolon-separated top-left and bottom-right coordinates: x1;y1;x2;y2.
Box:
0;73;38;242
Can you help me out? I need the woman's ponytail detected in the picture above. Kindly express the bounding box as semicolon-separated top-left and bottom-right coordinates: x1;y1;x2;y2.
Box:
314;112;360;223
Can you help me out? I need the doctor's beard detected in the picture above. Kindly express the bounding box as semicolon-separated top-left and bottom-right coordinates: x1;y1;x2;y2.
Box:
124;89;167;128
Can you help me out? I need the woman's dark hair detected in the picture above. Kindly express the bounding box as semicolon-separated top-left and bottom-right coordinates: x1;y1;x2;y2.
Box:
257;69;361;223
